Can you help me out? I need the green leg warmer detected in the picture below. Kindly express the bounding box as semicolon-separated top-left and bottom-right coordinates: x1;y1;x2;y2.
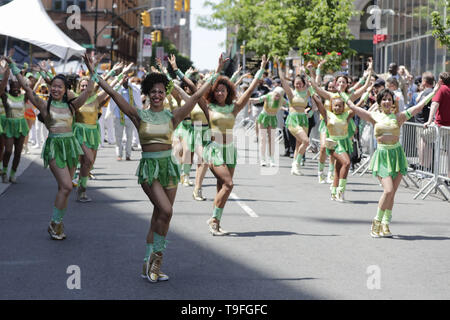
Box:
382;209;392;224
212;206;224;221
79;176;88;188
375;208;385;222
9;169;16;179
329;163;335;173
182;164;192;175
144;243;153;262
318;162;325;172
337;179;347;192
331;186;337;195
296;154;303;164
51;207;67;223
153;232;168;253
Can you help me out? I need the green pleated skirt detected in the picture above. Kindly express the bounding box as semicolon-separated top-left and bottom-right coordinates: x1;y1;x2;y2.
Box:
174;120;194;150
326;136;353;156
203;141;237;168
41;132;84;169
369;142;408;179
4;117;29;138
285;112;309;129
192;125;211;151
136;150;180;188
257;112;278;128
73;122;101;150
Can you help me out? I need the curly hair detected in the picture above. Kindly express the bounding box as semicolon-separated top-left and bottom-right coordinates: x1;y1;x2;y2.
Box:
141;72;170;96
206;76;236;105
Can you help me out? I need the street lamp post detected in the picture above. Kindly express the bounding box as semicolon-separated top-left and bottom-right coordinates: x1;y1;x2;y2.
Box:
110;2;117;63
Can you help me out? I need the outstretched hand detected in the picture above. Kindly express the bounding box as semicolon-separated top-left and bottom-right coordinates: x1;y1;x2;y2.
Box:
216;53;230;74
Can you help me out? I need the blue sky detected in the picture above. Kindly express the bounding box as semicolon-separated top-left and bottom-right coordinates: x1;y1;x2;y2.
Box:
190;0;226;71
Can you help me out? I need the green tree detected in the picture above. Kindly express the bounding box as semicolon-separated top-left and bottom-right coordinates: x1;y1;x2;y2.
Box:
431;0;450;48
198;0;357;72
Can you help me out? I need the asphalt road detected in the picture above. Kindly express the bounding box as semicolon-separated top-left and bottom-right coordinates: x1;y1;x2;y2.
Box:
1;128;450;300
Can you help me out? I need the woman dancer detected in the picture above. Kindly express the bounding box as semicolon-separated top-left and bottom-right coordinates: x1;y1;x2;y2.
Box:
275;59;311;175
249;86;285;167
73;76;114;202
168;55;211;201
0;66;29;183
3;55;94;240
84;54;217;283
312;94;354;202
203;54;268;236
341;84;439;237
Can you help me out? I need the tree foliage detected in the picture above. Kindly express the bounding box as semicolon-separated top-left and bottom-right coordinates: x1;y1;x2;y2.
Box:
198;0;358;72
431;0;450;48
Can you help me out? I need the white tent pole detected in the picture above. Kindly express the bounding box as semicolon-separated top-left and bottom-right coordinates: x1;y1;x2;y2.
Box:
3;36;8;56
62;49;69;73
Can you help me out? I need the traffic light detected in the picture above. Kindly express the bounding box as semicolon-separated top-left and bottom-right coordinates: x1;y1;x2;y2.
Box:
155;30;162;42
174;0;182;11
240;45;245;55
140;11;151;27
184;0;190;11
151;31;156;42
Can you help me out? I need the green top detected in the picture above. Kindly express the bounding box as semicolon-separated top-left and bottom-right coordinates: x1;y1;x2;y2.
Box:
209;103;234;114
137;108;173;124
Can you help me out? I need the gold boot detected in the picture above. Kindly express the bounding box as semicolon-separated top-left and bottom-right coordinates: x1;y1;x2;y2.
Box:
193;188;206;201
370;219;381;238
380;223;393;238
146;252;169;283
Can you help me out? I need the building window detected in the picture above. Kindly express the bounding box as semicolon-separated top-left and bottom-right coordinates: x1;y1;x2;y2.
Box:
53;0;86;11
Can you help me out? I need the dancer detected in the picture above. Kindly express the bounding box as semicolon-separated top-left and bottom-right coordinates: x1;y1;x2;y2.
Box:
3;55;94;240
73;76;115;202
342;84;439;237
168;55;211;201
312;94;354;202
84;54;217;283
0;65;29;183
249;86;285;167
203;54;268;236
276;59;311;175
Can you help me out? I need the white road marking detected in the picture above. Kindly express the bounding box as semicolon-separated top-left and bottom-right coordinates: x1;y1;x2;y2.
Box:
230;192;259;218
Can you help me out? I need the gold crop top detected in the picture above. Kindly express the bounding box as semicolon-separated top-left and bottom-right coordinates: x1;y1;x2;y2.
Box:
191;104;208;125
372;112;400;138
75;95;99;125
45;100;74;131
137;108;174;145
263;94;280;115
209;104;235;135
290;90;308;113
6;94;26;119
326;110;349;138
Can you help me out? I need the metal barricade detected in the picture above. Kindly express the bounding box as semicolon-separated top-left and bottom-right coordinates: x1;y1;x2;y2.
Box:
352;122;374;176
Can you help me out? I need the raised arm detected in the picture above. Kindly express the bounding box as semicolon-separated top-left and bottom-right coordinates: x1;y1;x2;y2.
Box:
234;55;268;114
349;59;373;101
400;83;440;126
305;63;333;101
340;92;375;125
83;53;139;125
311;93;327;122
275;57;294;102
2;56;47;111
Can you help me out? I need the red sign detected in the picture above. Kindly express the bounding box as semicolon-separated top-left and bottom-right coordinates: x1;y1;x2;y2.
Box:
373;34;387;44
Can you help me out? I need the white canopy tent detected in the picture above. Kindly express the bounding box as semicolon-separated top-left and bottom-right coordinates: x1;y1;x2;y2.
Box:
0;0;86;61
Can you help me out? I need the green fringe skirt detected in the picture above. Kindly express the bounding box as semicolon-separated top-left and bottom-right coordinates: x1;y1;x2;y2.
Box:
73;122;101;150
203;141;237;168
369;142;408;179
257;112;278;128
348;118;356;138
4;117;29;138
326;136;353;156
174;120;194;150
41;132;84;169
192;125;211;151
136;150;180;188
285;112;309;129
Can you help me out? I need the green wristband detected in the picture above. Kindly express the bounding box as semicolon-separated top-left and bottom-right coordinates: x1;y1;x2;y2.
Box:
358;77;366;85
175;69;185;80
9;62;21;76
316;68;321;76
255;69;264;80
308;86;316;96
47;71;54;79
107;70;116;77
91;72;100;84
230;73;239;83
405;110;412;120
362;91;370;102
339;92;349;103
206;72;218;85
117;74;124;82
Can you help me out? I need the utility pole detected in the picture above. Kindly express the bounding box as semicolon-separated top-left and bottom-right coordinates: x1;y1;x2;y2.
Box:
94;0;98;49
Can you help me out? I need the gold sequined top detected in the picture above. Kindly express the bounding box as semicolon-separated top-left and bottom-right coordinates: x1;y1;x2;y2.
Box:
45;100;74;132
290;90;308;113
6;94;26;119
190;104;208;125
263;94;281;116
326;110;349;139
75;95;99;125
209;104;235;135
372;112;400;138
138;108;174;145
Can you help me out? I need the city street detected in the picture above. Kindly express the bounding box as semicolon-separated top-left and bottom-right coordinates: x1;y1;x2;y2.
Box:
1;128;450;300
